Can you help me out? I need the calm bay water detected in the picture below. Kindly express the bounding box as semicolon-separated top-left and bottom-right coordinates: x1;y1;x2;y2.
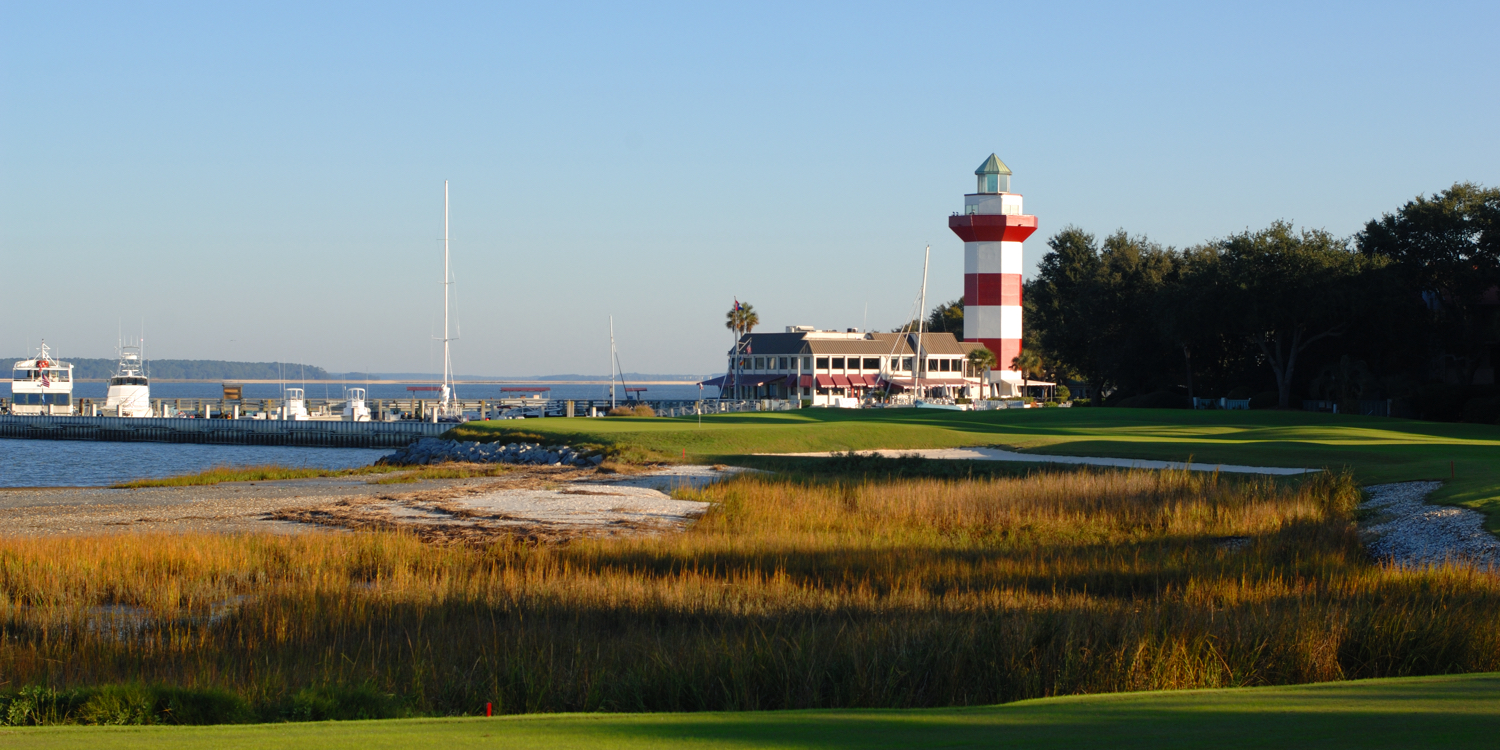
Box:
0;382;712;487
1;382;710;402
0;439;389;488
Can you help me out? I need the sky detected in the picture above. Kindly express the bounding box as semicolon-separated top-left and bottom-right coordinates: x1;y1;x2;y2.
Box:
3;2;1497;376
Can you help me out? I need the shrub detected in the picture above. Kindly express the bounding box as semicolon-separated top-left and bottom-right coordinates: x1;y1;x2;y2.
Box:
1461;397;1500;425
1055;384;1071;402
1249;391;1280;409
631;404;656;417
1114;390;1191;409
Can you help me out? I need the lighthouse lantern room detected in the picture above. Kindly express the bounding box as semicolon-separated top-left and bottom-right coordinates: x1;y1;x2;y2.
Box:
948;153;1038;396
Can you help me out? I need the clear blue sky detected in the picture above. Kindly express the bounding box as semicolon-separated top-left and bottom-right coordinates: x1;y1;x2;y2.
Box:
3;2;1496;376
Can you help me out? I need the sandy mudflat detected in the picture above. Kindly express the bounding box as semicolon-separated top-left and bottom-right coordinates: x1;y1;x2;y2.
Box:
0;465;739;541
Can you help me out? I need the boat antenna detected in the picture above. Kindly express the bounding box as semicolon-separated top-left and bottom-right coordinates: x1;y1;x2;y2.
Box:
916;244;929;401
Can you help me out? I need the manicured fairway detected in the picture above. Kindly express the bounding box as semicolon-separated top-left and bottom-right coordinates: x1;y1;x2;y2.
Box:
452;408;1500;529
12;673;1500;749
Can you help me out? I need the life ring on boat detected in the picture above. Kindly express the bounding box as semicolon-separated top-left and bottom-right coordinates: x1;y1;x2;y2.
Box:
36;360;49;369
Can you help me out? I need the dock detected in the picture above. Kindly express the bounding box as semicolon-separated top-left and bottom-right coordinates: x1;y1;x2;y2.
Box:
0;415;452;447
0;399;794;447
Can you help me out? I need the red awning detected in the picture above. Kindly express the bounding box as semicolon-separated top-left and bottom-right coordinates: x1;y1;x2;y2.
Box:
815;374;835;388
831;374;851;388
862;374;881;387
799;375;813;388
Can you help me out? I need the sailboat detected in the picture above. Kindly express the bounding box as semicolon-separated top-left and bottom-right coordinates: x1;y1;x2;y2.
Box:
435;180;466;423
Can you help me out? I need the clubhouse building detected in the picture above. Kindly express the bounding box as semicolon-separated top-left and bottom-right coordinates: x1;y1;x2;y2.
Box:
703;327;992;405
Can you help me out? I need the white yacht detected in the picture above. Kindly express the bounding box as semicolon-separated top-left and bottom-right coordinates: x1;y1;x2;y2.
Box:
342;387;372;422
10;342;75;416
103;344;152;417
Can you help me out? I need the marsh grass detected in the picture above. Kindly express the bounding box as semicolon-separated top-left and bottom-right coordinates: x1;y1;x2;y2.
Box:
110;464;402;489
4;468;1498;724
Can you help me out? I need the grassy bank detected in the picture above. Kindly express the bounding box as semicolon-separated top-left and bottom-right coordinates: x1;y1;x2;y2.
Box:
3;468;1498;724
449;408;1500;528
12;673;1500;748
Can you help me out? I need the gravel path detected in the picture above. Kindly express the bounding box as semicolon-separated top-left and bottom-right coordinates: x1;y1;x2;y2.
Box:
767;448;1321;475
1361;482;1500;569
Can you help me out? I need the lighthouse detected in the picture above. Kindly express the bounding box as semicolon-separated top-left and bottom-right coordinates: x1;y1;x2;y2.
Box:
947;154;1037;392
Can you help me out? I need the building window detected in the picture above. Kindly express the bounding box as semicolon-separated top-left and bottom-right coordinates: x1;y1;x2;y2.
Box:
802;357;811;370
831;357;845;369
900;358;912;371
816;357;829;369
753;357;764;369
862;358;879;370
778;357;789;370
939;359;950;372
928;358;937;372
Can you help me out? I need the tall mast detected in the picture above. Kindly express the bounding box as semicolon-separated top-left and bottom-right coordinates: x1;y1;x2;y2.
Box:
609;315;617;409
916;245;929;400
442;180;452;413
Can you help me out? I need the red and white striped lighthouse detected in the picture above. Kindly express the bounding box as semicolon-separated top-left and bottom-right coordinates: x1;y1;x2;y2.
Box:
948;154;1037;381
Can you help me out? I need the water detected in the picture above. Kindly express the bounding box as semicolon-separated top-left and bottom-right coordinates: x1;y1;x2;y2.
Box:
1;382;711;402
0;439;389;488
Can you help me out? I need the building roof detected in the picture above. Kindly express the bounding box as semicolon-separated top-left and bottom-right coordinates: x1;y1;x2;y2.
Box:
974;153;1012;176
734;331;976;357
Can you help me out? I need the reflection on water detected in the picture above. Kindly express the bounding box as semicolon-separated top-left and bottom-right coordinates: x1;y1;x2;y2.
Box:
0;439;389;488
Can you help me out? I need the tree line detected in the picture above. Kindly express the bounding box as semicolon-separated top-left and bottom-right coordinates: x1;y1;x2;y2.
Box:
13;359;334;381
939;183;1500;420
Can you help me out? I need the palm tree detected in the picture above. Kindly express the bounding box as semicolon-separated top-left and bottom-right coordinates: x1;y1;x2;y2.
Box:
966;347;997;376
725;302;759;335
1011;350;1043;400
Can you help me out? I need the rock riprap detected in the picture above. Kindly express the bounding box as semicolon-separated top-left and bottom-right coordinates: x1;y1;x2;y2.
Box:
379;438;604;468
1361;481;1500;569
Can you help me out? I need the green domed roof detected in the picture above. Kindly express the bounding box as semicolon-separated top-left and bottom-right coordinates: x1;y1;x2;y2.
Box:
974;153;1012;176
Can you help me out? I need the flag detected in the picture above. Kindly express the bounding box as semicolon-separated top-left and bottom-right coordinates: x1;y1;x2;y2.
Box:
41;371;50;387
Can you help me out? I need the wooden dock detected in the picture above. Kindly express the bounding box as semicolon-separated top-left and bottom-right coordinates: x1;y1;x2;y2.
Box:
0;415;452;448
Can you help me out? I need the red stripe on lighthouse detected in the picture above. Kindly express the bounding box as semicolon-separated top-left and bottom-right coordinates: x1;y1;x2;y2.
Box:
964;273;1021;307
978;338;1021;369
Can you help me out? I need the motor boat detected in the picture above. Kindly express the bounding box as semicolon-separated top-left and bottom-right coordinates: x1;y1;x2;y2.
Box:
103;343;152;417
9;342;75;416
342;387;372;422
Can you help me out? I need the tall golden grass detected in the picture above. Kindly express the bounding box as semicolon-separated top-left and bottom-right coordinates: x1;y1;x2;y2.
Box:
2;468;1497;721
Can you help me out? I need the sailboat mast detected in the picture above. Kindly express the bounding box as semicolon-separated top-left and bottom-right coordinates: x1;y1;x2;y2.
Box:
442;180;452;411
916;245;929;399
609;316;617;409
